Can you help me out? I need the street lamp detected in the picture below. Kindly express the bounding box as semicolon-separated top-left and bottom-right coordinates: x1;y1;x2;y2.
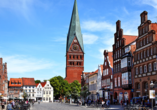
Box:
150;81;155;110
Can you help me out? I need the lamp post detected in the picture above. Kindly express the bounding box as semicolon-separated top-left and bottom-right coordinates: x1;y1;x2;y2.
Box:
150;81;155;110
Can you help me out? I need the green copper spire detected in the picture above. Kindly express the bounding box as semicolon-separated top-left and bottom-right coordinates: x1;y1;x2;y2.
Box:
66;0;84;53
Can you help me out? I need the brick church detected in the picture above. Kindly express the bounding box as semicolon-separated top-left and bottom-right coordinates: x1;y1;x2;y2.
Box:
65;0;84;83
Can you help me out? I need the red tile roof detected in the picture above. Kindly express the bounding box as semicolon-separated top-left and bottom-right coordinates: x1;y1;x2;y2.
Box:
108;52;113;68
9;78;23;87
123;35;137;46
88;65;103;77
40;82;46;87
36;83;39;87
22;78;36;86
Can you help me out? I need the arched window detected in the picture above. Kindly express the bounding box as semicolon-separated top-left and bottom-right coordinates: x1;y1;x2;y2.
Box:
154;62;156;71
149;63;152;72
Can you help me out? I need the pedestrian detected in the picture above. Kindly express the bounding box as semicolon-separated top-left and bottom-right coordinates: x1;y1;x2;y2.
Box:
38;100;40;104
101;100;105;108
7;101;12;110
1;100;5;110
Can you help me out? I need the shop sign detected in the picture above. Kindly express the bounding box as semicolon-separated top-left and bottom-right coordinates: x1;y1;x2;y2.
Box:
149;90;155;99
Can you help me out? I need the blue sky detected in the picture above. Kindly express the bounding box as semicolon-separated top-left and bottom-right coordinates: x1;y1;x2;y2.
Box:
0;0;157;81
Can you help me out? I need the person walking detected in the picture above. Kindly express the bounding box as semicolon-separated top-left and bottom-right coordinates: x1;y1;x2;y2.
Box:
38;100;40;104
1;100;5;110
7;102;12;110
101;100;105;109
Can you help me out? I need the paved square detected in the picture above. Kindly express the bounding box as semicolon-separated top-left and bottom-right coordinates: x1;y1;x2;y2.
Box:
31;102;123;110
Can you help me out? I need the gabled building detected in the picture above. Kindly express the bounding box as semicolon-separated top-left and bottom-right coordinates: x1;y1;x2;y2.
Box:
8;78;23;100
22;78;36;101
42;81;53;102
36;82;44;101
133;11;157;103
113;20;137;103
101;50;113;103
65;0;84;83
121;40;136;102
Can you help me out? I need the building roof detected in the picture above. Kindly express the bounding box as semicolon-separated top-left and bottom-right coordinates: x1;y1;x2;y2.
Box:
123;35;137;46
88;65;103;77
36;83;39;87
9;78;23;87
22;78;36;86
66;0;84;53
108;52;113;68
40;82;46;87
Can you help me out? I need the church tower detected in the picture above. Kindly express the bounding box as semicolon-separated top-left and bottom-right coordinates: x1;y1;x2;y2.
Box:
65;0;84;83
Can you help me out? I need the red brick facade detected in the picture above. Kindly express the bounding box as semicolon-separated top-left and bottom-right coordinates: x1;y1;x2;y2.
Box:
65;37;84;83
133;11;157;105
0;58;8;100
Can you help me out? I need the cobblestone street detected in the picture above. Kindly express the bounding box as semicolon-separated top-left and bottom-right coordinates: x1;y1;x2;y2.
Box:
31;102;123;110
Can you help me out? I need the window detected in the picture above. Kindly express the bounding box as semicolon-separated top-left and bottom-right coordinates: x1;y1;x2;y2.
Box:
49;91;51;94
144;82;148;89
128;57;131;66
120;49;121;56
143;28;145;34
43;91;45;94
137;83;140;89
49;97;51;101
151;48;153;55
110;82;113;89
76;55;78;59
154;47;157;54
46;91;48;94
143;39;145;45
118;64;119;71
154;62;156;71
138;53;140;60
149;36;152;42
80;55;82;59
69;55;71;59
117;41;119;47
120;40;121;46
144;65;147;73
136;67;138;75
118;50;119;58
144;50;146;58
149;63;152;72
147;49;149;57
140;41;142;47
106;69;108;75
116;65;117;72
32;94;34;97
115;78;117;87
116;51;117;59
147;37;149;44
73;55;75;59
140;66;142;74
118;77;120;87
140;29;142;35
105;62;106;66
141;52;143;59
43;97;45;101
146;26;148;32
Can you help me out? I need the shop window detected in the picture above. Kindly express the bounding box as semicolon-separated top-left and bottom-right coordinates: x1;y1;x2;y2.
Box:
144;65;147;73
154;62;156;71
137;83;140;89
149;63;152;72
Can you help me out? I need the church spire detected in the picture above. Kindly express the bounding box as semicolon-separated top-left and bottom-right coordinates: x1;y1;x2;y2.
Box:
66;0;84;53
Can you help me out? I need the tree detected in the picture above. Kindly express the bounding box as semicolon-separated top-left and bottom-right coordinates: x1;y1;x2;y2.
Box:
23;91;28;100
35;80;41;84
80;84;91;101
49;76;70;99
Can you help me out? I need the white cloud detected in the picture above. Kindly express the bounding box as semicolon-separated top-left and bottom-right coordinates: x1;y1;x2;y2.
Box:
123;7;129;15
53;37;66;42
3;55;53;74
83;33;98;44
0;0;51;21
140;0;157;9
82;20;115;32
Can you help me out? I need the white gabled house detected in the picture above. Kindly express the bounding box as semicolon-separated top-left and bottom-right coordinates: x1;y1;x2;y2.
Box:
36;83;44;101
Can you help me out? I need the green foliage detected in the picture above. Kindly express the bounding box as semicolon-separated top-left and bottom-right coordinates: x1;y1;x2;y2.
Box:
49;76;70;98
70;80;81;93
80;84;91;100
23;91;28;100
35;80;41;84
